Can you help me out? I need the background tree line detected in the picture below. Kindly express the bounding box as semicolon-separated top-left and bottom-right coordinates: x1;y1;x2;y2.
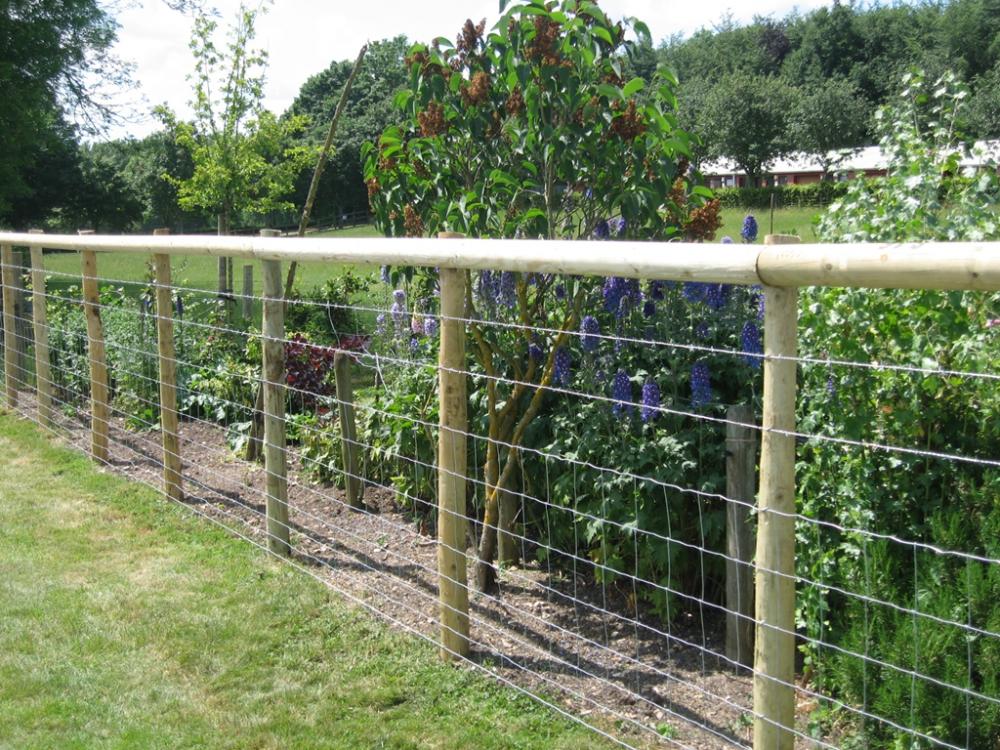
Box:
5;0;1000;230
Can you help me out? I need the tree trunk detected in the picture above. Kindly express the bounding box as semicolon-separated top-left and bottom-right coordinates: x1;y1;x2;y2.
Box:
217;211;230;296
497;470;521;567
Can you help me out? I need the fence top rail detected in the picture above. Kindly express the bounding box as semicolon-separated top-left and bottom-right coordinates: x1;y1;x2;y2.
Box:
0;231;999;291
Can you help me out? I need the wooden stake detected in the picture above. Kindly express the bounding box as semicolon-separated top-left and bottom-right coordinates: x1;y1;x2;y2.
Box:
153;229;183;503
725;404;756;668
1;244;17;408
437;235;470;660
262;256;290;556
242;264;254;320
334;351;363;509
753;234;800;750
28;230;53;427
81;250;109;463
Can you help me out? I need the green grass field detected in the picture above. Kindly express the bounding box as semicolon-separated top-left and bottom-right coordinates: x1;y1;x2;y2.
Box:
718;206;821;242
0;413;619;750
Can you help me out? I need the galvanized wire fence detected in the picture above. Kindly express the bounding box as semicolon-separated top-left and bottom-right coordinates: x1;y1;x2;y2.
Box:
1;232;998;750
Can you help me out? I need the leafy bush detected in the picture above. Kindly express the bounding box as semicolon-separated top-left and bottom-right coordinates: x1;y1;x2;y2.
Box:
714;180;851;209
805;70;1000;748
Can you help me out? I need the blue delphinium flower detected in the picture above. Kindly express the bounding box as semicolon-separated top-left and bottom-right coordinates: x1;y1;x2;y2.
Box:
682;282;707;304
553;347;571;386
593;219;611;239
498;271;517;307
691;361;712;409
423;316;438;337
376;313;387;335
703;283;731;311
741;214;758;243
554;283;567;300
609;217;627;237
529;343;543;362
740;321;762;369
175;295;184;317
721;236;734;244
642;299;656;318
648;280;666;301
611;369;632;417
603;276;625;313
580;315;600;352
393;289;406;305
409;336;420;351
380;265;391;284
391;291;406;332
641;380;660;423
695;322;710;339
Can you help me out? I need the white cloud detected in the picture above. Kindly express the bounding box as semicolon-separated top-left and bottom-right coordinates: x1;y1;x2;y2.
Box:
108;0;832;139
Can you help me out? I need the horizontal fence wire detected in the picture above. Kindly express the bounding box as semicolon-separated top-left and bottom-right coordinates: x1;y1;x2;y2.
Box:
1;244;998;750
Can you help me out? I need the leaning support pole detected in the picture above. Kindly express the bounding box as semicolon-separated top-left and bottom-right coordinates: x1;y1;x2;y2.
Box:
753;235;800;750
153;229;183;503
28;230;53;427
81;249;109;463
437;235;470;661
1;244;17;408
262;257;291;556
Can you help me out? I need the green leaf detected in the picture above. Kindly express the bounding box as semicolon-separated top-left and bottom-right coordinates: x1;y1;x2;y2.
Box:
622;77;645;97
597;83;622;101
591;26;614;45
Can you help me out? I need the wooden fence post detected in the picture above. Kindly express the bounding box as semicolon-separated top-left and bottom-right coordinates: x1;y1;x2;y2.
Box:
437;233;470;660
1;244;17;408
334;351;363;508
726;404;756;668
81;249;109;463
28;230;53;427
262;255;291;556
753;234;800;750
153;229;183;503
242;264;254;320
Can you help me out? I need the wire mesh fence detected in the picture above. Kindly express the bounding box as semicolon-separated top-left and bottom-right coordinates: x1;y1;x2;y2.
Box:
0;232;998;750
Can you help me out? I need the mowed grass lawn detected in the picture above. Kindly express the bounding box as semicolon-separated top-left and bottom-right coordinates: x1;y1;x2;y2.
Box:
0;414;617;750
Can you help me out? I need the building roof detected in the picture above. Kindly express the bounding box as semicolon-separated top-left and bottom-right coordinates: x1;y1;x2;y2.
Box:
699;139;1000;177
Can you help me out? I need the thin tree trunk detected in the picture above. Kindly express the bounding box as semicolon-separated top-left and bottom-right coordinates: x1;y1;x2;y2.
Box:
284;43;368;298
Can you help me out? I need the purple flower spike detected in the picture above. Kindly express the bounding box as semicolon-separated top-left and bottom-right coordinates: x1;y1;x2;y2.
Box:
381;265;391;284
721;236;734;244
498;271;516;307
641;380;660;423
612;370;632;417
690;362;712;409
648;280;666;301
529;343;543;362
580;315;600;352
741;215;758;243
740;321;762;368
554;283;567;300
553;347;572;386
423;317;438;337
593;219;611;240
393;289;406;304
642;300;656;318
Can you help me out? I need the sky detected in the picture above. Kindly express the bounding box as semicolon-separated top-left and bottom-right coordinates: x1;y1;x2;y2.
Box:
108;0;834;139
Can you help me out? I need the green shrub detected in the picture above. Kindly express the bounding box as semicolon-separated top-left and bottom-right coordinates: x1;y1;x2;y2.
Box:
713;180;851;209
805;70;1000;748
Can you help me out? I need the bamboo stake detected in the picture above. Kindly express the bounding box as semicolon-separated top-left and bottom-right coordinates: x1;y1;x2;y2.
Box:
437;234;470;660
285;43;369;298
753;234;800;750
28;230;52;427
1;244;17;408
725;404;756;668
81;250;109;463
153;229;183;503
334;351;363;509
242;264;254;320
262;256;290;556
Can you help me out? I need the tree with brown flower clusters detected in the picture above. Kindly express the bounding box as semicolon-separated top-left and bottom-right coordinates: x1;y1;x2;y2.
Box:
363;0;722;592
